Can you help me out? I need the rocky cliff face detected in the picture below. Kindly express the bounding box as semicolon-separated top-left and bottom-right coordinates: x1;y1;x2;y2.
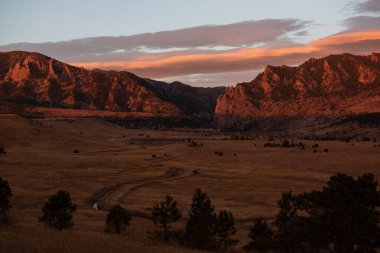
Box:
215;53;380;129
0;51;224;121
2;51;380;130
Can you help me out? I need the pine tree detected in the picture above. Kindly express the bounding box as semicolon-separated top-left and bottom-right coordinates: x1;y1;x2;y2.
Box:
217;210;238;250
299;173;380;253
39;190;76;230
244;218;273;252
185;188;218;250
0;177;12;223
105;204;131;234
274;192;305;253
151;195;181;241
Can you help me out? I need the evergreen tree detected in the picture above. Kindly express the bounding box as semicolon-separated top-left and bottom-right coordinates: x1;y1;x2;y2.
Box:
39;190;76;230
244;218;273;252
217;210;238;250
299;173;380;253
105;204;131;234
185;188;218;250
0;177;12;223
274;192;306;253
151;195;181;241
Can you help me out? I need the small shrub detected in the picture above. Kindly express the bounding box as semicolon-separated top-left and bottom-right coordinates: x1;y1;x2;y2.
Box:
0;177;12;223
0;147;6;154
105;204;131;234
152;154;156;158
39;190;77;230
192;169;200;174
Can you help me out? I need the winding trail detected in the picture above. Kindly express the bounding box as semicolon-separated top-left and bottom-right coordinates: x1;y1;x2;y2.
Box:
91;167;274;223
93;167;193;219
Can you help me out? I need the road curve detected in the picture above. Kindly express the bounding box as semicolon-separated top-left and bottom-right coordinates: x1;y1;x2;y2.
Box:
93;167;193;219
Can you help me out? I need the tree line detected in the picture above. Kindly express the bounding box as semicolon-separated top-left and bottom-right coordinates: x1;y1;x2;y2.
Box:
0;172;379;252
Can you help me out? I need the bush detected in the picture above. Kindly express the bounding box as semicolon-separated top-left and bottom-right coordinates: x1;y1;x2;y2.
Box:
0;147;6;154
214;151;224;156
151;195;181;241
105;204;131;234
39;190;76;230
0;177;12;223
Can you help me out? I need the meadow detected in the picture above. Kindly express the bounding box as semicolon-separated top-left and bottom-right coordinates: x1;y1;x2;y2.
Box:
0;115;379;252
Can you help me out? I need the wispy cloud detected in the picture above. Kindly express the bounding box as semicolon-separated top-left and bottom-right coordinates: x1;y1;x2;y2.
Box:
350;0;380;14
70;30;380;80
1;16;380;87
0;19;310;62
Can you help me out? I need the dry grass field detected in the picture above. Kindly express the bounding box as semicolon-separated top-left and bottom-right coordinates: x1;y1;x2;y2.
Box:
0;115;379;252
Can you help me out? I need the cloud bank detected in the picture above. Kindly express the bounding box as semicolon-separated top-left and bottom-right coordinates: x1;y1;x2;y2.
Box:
1;11;380;87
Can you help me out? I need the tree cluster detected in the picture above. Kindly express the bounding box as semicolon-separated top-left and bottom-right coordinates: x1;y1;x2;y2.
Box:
245;173;380;253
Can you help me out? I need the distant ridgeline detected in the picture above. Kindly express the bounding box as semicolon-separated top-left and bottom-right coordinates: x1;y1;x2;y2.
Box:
1;51;380;134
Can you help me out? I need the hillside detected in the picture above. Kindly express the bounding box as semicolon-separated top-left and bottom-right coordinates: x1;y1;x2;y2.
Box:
1;51;380;133
214;53;380;129
0;51;224;123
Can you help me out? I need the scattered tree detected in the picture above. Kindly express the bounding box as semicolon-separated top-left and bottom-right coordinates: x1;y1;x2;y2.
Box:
244;218;273;252
0;177;12;223
151;195;182;241
274;192;306;253
105;204;131;234
185;188;218;250
217;210;238;250
39;190;76;230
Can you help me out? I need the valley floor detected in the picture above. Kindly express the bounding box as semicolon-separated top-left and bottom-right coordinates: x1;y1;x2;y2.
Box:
0;115;379;252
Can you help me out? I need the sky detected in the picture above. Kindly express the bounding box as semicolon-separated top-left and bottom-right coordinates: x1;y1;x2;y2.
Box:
1;0;380;87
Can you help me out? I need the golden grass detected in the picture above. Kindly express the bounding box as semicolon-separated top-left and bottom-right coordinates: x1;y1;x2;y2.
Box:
0;225;204;253
0;115;379;252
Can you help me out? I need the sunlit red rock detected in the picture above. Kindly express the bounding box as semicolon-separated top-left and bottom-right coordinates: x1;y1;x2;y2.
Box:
214;53;380;129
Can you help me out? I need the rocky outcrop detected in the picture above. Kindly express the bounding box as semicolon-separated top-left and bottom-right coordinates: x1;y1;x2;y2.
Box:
2;51;380;130
0;51;224;121
215;53;380;129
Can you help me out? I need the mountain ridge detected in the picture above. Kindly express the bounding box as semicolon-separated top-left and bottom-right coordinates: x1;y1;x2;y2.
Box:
214;52;380;129
1;51;380;131
0;51;224;122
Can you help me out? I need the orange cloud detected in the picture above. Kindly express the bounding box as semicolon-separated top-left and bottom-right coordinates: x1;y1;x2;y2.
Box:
71;30;380;79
